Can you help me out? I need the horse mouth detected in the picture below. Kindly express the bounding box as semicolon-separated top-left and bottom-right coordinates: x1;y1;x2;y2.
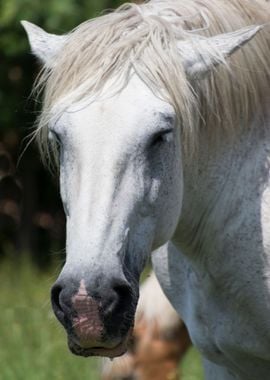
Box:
68;330;132;358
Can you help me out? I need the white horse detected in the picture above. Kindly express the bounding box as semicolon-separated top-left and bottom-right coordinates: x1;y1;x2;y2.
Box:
22;0;270;378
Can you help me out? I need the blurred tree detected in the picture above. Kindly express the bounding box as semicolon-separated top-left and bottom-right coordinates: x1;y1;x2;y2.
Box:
0;0;126;265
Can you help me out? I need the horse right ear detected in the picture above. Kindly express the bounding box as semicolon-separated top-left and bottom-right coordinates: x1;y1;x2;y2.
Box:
178;25;263;80
21;21;68;67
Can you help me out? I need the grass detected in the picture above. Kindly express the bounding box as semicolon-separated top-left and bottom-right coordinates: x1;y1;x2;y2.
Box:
0;257;204;379
181;348;204;380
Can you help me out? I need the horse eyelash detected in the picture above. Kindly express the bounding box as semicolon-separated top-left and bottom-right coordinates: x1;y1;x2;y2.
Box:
151;128;173;147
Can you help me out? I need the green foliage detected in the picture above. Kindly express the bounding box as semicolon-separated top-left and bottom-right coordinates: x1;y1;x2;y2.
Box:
0;0;124;56
181;349;204;380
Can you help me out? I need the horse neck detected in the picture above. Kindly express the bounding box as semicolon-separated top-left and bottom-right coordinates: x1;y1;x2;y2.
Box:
174;104;270;261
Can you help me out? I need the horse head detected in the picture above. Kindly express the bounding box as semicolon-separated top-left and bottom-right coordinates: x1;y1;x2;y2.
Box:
22;10;261;358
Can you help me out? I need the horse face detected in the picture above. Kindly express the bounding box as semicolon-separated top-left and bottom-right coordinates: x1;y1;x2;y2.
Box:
50;75;183;357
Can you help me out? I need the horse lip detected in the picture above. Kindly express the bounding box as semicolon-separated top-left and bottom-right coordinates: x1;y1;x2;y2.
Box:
68;329;132;358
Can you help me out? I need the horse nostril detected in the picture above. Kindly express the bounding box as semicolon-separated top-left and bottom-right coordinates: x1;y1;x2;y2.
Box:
110;279;133;313
51;283;65;322
113;280;132;301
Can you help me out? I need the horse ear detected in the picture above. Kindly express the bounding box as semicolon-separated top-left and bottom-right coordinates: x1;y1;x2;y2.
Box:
178;25;263;80
21;21;67;67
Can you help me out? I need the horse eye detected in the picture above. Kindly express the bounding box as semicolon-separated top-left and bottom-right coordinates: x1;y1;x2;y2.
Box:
150;129;173;147
49;130;61;144
48;130;62;154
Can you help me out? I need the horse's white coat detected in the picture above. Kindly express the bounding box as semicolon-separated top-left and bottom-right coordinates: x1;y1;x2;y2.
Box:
152;106;270;379
22;2;270;378
52;77;183;276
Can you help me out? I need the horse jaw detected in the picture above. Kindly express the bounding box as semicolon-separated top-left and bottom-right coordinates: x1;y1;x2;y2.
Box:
21;21;67;67
178;25;263;79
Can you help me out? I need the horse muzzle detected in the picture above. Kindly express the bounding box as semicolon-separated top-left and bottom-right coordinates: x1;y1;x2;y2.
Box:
51;275;137;358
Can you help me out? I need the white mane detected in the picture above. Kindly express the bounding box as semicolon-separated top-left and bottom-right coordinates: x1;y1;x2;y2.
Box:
35;0;270;167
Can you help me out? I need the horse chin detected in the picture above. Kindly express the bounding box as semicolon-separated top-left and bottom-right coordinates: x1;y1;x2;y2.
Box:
68;329;132;358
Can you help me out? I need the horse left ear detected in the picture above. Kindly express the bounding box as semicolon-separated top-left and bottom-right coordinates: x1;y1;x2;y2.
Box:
178;25;263;80
21;21;68;67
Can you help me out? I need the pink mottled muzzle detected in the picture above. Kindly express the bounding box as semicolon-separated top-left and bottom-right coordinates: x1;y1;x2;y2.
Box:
51;273;136;358
68;280;132;357
72;280;103;346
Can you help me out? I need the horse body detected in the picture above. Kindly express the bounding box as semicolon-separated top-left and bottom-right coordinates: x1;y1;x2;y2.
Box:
153;113;270;379
22;0;270;378
153;105;270;379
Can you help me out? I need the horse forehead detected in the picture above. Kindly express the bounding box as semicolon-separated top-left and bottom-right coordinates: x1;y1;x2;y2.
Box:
57;76;173;138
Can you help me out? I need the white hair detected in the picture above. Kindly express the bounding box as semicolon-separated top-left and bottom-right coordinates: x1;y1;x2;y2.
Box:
34;0;270;167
